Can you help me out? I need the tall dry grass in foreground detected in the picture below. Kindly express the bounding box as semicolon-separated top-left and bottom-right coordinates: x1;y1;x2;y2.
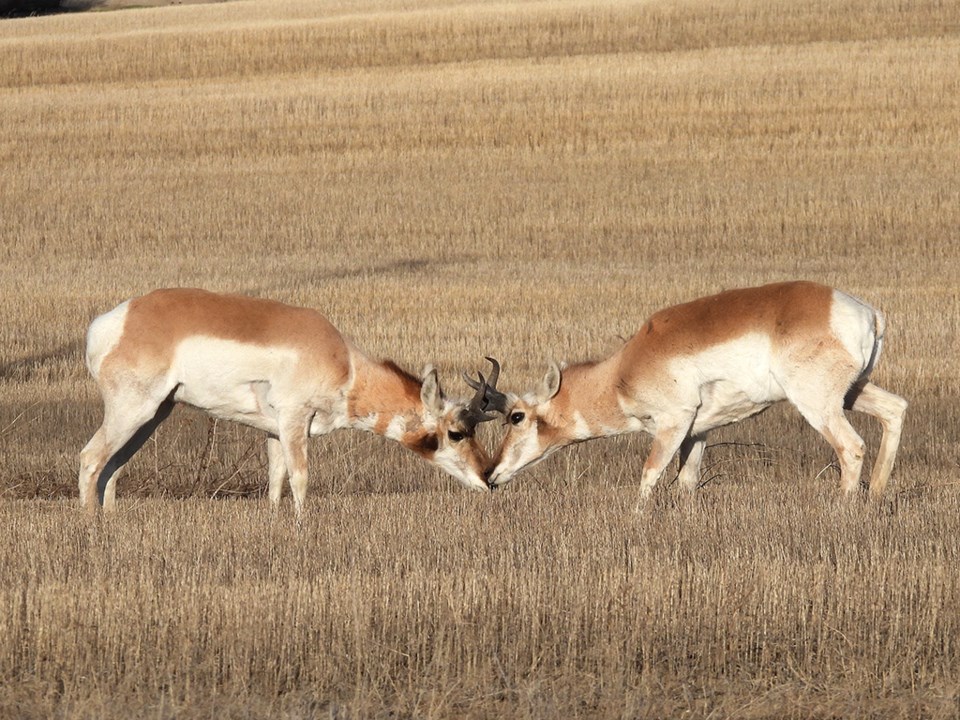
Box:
1;0;960;716
3;489;960;719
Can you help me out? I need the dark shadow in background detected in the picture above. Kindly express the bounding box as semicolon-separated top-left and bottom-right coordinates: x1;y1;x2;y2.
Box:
0;340;83;381
2;0;102;18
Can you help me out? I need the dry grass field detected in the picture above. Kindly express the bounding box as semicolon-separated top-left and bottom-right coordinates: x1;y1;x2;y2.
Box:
2;0;959;716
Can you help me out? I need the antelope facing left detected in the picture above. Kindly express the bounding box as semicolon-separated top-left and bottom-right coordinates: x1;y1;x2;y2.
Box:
478;281;907;504
80;288;496;513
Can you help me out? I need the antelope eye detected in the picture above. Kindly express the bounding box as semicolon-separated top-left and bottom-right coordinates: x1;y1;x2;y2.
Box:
509;411;525;425
447;430;465;443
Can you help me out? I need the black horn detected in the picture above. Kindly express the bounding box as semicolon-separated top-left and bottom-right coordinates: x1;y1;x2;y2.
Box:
461;357;509;417
485;356;500;391
480;356;509;414
459;369;498;432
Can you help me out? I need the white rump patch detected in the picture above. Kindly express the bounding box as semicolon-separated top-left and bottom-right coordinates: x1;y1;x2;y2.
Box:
830;290;877;373
85;300;130;379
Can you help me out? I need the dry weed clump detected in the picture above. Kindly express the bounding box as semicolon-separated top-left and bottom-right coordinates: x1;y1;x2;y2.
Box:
1;0;959;716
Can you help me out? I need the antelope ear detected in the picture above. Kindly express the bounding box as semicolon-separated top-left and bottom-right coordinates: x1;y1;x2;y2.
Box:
538;361;562;401
420;366;444;414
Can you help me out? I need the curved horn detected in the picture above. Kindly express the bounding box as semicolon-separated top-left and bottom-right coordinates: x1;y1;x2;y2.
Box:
459;357;509;430
484;356;500;389
479;356;509;414
461;371;483;392
459;371;497;432
467;371;488;412
461;358;501;395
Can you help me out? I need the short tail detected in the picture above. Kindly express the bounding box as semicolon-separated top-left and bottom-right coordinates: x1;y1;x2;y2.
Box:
864;308;886;380
844;308;885;409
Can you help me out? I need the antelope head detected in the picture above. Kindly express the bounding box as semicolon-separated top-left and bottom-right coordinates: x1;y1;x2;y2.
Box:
463;356;554;488
416;362;502;492
466;359;565;488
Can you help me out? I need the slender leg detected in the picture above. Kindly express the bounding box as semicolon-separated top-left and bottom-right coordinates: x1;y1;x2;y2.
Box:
847;381;908;496
639;419;694;505
79;389;175;512
79;427;106;511
822;412;866;494
266;435;288;506
278;413;311;515
677;433;707;492
790;399;866;495
779;356;872;495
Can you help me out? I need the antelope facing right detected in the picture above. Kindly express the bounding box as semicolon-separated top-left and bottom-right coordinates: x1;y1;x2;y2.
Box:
81;288;498;513
477;281;907;502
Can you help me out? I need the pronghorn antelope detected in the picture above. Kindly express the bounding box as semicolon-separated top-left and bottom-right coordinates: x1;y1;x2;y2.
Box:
80;288;497;513
478;281;907;501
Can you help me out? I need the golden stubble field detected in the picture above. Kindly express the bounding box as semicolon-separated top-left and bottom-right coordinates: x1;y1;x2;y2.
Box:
1;0;959;717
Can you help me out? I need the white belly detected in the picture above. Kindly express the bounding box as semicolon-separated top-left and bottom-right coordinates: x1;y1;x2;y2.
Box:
672;334;788;434
170;338;297;433
692;379;784;433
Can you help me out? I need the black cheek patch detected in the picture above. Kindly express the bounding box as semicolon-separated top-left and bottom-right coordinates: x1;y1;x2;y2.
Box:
411;433;439;457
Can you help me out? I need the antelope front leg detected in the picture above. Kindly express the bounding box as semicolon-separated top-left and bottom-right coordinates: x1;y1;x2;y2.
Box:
677;433;707;492
266;436;288;507
278;413;311;516
638;422;692;508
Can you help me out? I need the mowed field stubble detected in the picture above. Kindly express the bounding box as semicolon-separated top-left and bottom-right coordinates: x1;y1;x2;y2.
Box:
2;0;960;717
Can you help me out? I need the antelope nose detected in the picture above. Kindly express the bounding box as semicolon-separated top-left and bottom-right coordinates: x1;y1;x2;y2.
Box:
483;466;496;487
